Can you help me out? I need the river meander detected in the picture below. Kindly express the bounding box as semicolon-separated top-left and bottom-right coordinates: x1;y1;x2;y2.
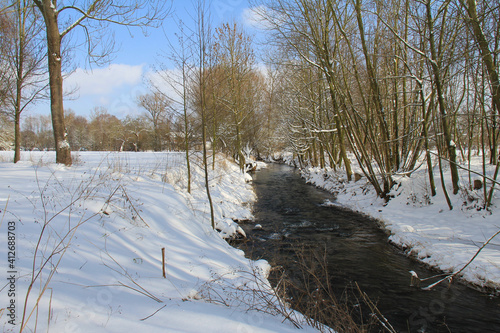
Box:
237;164;500;332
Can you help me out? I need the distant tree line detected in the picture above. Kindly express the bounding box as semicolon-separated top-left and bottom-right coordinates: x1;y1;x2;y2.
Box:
11;107;180;152
0;0;169;165
2;0;499;208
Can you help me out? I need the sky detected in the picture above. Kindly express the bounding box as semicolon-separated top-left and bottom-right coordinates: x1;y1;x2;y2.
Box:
37;0;265;120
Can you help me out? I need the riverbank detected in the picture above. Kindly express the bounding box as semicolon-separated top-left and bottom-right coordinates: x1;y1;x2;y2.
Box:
300;155;500;294
0;151;319;332
243;162;500;332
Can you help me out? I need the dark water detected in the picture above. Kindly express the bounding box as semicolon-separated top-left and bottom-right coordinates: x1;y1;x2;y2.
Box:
237;164;500;333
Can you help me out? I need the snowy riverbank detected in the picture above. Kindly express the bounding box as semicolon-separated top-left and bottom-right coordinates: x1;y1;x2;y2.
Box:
301;155;500;293
0;151;319;332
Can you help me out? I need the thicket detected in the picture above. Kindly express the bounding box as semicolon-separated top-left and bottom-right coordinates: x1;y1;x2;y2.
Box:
2;0;499;207
254;0;500;208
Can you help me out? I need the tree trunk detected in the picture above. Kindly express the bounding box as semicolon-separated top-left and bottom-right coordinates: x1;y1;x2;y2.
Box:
14;105;21;163
183;65;191;194
235;118;245;171
461;0;500;115
13;3;23;163
425;0;459;194
14;66;22;163
202;96;215;229
460;0;500;165
422;90;437;197
37;0;72;165
197;1;215;229
355;0;393;195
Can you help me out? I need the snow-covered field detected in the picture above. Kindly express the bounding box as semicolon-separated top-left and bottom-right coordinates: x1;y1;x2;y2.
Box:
301;154;500;293
0;151;319;332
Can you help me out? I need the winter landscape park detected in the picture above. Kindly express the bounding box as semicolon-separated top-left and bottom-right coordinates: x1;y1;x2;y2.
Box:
1;0;500;332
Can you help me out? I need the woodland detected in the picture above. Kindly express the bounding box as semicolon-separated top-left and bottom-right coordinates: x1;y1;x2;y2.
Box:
1;0;499;208
1;2;500;331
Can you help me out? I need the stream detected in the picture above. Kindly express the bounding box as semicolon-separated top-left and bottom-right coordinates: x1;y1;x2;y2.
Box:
236;163;500;332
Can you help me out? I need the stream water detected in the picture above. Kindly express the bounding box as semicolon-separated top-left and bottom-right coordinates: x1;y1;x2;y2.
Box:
236;163;500;332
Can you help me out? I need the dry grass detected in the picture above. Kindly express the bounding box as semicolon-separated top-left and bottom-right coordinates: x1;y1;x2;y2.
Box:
196;243;397;333
197;264;305;329
265;246;397;333
16;160;128;332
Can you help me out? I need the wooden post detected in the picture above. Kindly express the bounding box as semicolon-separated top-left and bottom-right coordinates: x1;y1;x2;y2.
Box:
161;247;166;278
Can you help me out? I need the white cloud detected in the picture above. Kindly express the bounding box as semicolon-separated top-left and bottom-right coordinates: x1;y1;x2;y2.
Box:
65;64;145;96
242;5;272;30
145;69;184;105
63;64;147;118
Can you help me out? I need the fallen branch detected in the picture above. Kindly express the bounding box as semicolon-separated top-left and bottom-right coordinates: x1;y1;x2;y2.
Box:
421;229;500;291
119;185;150;228
100;241;163;303
140;305;167;321
0;195;9;229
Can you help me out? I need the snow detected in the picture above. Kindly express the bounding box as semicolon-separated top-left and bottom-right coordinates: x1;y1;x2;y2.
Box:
301;154;500;292
58;139;70;149
0;151;319;332
52;53;61;62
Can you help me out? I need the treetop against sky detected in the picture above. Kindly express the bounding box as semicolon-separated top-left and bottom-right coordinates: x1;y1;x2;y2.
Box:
43;0;264;119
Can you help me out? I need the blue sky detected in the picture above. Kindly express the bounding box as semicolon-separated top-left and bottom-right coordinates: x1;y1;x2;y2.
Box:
41;0;263;119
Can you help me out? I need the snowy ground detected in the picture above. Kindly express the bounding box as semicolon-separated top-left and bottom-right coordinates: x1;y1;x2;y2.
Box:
301;153;500;293
0;151;320;332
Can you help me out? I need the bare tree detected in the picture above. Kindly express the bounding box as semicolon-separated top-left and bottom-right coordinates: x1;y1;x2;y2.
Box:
65;109;91;151
152;19;194;192
123;114;149;152
177;25;194;192
137;91;172;151
254;0;366;180
0;7;14;111
212;22;259;171
249;0;499;208
258;58;286;158
88;107;124;151
254;0;460;199
1;1;48;163
21;113;53;150
194;0;215;229
0;114;14;150
423;0;461;195
32;0;169;165
458;0;500;164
